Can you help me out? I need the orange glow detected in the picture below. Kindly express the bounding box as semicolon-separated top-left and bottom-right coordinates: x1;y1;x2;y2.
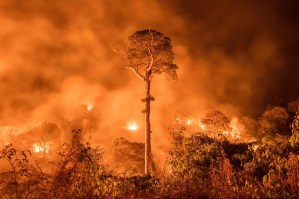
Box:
127;122;138;131
199;122;206;130
253;145;258;151
229;117;241;139
186;119;192;126
87;104;93;111
33;142;50;153
174;116;245;141
174;116;207;131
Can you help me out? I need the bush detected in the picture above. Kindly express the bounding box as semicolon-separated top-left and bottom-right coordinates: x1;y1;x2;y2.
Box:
2;114;299;198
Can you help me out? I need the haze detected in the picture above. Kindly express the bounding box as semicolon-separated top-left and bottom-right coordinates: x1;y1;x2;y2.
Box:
0;0;298;152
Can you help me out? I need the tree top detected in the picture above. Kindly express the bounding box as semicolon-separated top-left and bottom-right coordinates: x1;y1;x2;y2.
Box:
118;29;178;81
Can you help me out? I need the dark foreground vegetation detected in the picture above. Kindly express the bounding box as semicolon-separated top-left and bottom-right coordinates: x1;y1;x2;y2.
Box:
1;110;299;198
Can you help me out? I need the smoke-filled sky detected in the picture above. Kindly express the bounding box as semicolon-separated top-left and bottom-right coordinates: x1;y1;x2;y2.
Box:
0;0;298;140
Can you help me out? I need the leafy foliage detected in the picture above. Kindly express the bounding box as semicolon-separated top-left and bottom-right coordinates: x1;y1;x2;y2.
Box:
117;29;179;175
1;110;299;198
126;29;178;79
290;112;299;147
201;111;232;137
0;144;31;198
110;137;145;174
258;106;289;138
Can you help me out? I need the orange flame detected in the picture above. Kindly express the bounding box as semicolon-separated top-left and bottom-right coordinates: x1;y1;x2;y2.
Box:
87;104;93;111
33;142;50;153
127;122;138;131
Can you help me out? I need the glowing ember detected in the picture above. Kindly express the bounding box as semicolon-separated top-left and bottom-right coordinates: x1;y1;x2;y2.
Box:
186;119;192;126
33;142;50;153
229;117;241;139
231;129;241;138
199;123;206;130
174;116;207;131
127;122;138;131
223;131;229;136
87;104;93;111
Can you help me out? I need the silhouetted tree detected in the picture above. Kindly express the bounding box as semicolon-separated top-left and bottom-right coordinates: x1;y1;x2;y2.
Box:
111;137;145;174
117;29;178;174
258;106;289;138
288;99;299;113
201;111;231;137
239;116;258;139
290;112;299;147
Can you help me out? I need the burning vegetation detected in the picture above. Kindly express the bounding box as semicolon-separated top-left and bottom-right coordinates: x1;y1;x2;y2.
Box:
127;122;138;131
1;106;299;198
1;81;299;199
0;1;299;197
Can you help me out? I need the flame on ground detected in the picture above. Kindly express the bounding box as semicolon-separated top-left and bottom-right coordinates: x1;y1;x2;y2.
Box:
33;142;50;153
186;119;193;125
87;104;93;111
199;123;206;130
229;117;241;139
174;116;244;141
180;117;206;130
127;122;138;131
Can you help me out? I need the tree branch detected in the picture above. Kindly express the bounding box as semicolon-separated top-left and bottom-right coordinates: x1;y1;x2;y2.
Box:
115;46;146;81
147;29;154;72
147;52;154;72
127;66;145;81
132;37;154;72
149;29;154;47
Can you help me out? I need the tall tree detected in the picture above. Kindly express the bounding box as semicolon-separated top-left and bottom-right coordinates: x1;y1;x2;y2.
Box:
117;29;178;174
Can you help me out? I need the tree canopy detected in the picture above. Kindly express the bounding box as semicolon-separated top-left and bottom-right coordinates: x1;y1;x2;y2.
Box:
118;29;178;81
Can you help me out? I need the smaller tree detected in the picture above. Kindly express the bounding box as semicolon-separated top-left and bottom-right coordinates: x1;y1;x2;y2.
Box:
166;127;234;198
238;116;259;141
288;99;299;113
258;106;289;139
49;131;105;198
201;111;231;138
110;137;145;174
290;112;299;147
0;144;31;198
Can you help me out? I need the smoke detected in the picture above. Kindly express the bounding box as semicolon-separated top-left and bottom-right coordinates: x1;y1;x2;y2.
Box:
0;0;298;167
168;0;299;116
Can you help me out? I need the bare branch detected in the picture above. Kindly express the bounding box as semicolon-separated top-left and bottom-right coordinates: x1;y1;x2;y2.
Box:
114;45;127;59
147;52;154;72
149;29;154;48
127;66;145;81
132;36;154;72
147;29;154;72
115;45;146;81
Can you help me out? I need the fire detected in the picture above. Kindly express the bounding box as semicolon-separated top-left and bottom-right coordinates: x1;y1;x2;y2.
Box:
174;116;206;131
186;119;192;125
87;104;93;111
185;118;206;130
127;122;138;131
229;117;241;139
33;142;50;153
174;116;245;141
230;129;241;138
199;122;206;130
253;145;259;151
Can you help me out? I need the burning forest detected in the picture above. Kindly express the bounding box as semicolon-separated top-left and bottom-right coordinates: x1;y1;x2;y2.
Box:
1;0;299;198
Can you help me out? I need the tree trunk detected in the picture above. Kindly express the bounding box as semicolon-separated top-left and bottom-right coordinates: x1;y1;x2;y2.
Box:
144;72;151;175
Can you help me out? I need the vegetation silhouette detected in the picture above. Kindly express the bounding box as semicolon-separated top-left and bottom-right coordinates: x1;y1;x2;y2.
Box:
116;29;178;174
